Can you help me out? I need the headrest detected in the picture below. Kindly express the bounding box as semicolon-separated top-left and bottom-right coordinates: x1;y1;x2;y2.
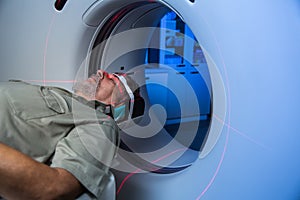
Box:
112;73;145;125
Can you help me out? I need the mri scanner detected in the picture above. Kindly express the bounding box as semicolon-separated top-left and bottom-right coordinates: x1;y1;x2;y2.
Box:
1;0;300;199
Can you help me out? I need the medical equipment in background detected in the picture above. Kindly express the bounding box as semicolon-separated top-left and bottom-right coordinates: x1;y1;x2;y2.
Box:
0;0;300;199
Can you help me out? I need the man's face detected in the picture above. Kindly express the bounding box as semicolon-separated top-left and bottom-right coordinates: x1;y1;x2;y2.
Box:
73;70;125;105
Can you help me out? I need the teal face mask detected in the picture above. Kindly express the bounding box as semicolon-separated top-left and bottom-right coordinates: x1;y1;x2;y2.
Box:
112;104;127;122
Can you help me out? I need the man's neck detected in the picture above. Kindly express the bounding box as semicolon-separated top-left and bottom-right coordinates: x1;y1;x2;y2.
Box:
74;91;112;106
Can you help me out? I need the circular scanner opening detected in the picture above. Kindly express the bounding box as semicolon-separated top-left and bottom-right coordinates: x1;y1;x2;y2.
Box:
89;1;212;173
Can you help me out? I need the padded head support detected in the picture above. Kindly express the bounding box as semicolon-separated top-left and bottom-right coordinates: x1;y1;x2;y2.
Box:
112;73;145;123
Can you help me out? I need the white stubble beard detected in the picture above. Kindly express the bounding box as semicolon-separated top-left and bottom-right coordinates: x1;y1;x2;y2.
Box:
73;75;100;100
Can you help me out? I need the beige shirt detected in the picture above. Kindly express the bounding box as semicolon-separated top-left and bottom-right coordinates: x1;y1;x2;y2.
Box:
0;81;119;199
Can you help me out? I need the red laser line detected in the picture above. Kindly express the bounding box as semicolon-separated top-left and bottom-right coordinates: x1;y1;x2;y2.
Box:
195;13;233;199
116;168;141;195
116;148;186;195
196;125;230;200
213;114;270;150
43;13;56;86
25;79;76;83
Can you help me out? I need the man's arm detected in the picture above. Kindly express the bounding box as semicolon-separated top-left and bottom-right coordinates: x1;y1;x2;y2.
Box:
0;143;84;200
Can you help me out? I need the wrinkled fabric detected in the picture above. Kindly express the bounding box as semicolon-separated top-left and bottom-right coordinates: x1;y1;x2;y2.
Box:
0;81;119;199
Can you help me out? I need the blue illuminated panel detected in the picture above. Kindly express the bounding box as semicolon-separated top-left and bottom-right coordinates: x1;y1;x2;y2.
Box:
146;11;211;124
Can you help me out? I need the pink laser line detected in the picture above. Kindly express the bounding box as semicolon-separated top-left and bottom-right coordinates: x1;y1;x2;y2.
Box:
213;114;270;150
43;13;56;86
116;148;186;195
196;126;230;200
196;13;232;199
116;168;141;195
25;79;76;83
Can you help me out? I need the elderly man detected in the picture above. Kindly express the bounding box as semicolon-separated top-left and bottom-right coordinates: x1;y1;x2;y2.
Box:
0;70;144;200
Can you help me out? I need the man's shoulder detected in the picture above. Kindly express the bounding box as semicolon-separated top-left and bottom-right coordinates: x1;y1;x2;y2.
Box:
0;80;72;95
0;80;34;92
0;80;40;88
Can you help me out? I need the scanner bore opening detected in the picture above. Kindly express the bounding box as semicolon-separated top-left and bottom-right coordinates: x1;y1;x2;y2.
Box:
89;1;212;173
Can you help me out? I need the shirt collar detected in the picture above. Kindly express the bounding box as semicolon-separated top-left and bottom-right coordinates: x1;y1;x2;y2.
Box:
73;94;113;117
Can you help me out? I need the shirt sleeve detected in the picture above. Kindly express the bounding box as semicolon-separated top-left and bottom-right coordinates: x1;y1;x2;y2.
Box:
50;123;119;199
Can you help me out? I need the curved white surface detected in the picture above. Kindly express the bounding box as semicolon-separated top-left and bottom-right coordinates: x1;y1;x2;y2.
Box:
0;0;299;199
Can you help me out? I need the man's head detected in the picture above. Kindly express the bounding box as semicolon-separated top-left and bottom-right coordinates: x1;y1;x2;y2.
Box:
73;70;145;122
